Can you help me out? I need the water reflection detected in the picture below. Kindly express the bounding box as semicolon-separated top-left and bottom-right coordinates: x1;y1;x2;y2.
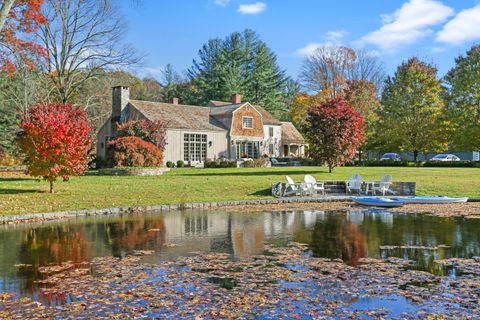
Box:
0;209;479;298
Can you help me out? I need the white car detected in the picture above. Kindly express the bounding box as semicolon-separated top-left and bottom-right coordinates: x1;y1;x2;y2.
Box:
430;154;460;161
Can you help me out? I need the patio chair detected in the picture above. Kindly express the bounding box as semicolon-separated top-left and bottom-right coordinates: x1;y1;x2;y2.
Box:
285;176;310;196
371;175;393;196
346;174;363;194
271;158;288;166
304;175;325;195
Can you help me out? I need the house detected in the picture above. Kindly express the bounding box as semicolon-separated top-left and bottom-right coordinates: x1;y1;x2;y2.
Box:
96;86;305;164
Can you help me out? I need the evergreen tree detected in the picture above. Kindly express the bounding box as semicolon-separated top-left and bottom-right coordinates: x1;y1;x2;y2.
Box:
188;29;289;116
444;45;480;150
376;57;448;162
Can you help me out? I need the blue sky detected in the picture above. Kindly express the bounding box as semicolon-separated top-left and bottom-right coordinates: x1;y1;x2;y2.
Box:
118;0;480;81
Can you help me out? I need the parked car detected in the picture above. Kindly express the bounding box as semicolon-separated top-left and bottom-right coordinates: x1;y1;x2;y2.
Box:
380;153;401;161
430;154;460;161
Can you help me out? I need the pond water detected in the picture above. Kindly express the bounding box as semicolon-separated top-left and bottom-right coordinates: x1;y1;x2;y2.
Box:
1;208;480;301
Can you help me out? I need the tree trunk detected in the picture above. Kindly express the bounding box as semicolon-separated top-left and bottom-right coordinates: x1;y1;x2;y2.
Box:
0;0;14;33
413;150;418;164
359;148;363;165
49;181;54;193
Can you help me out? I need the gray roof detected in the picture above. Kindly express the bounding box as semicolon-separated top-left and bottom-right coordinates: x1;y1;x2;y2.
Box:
129;100;227;131
208;101;281;125
281;122;305;144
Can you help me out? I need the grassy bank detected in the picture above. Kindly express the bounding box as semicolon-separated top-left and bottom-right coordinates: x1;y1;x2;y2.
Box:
1;166;479;215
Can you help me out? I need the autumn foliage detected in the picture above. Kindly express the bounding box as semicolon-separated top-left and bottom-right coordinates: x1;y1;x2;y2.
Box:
107;136;164;168
107;119;166;168
0;0;47;74
17;103;93;192
116;119;167;149
304;98;364;172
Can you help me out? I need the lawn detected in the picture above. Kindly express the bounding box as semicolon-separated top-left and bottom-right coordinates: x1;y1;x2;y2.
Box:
1;166;479;215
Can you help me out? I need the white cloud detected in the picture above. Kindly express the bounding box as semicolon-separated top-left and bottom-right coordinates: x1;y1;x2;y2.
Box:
214;0;230;6
296;30;346;56
359;0;454;51
296;43;324;57
237;2;267;15
436;5;480;45
325;30;346;43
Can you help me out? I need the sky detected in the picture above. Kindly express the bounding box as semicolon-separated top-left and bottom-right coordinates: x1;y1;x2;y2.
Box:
118;0;480;82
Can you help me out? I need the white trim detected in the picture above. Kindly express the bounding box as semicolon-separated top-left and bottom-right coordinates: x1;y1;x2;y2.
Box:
242;116;253;129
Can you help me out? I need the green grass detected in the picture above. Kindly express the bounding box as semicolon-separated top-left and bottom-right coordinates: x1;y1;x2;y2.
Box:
1;166;479;215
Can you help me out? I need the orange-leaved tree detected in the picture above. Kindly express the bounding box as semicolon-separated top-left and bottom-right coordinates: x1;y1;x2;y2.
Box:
0;0;47;74
17;103;93;193
304;98;364;173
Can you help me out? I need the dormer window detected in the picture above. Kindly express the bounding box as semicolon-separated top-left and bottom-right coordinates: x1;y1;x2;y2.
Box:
242;116;253;129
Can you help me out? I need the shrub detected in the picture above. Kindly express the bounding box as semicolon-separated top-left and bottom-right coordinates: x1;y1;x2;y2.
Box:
166;161;174;168
107;136;163;168
17;103;93;193
116;120;167;151
423;161;480;168
176;160;184;167
243;160;254;167
204;159;236;168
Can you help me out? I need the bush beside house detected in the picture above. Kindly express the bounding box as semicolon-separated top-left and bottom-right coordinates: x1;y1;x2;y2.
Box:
106;120;166;168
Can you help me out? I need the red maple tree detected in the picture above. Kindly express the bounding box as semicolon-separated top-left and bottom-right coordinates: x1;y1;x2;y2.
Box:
17;103;93;193
0;0;47;75
304;98;364;173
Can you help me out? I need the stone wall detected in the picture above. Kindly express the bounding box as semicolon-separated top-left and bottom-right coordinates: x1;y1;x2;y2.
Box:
272;181;416;197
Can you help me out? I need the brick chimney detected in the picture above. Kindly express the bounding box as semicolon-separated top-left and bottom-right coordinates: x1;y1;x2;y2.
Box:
111;86;129;134
171;97;179;105
231;93;242;104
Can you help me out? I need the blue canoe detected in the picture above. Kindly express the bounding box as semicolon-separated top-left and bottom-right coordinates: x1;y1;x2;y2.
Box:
401;196;468;204
351;197;405;208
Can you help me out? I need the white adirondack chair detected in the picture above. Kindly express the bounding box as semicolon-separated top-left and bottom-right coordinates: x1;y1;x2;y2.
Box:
285;176;310;196
371;175;393;196
346;174;363;194
304;175;325;195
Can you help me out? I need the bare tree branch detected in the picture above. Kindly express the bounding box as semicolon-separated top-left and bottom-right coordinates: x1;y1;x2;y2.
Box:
39;0;142;103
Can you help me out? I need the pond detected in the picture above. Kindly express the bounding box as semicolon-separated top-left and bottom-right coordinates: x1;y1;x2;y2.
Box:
0;209;479;318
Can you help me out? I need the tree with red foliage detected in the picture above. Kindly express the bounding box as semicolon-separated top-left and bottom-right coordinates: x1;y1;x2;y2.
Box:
116;119;167;150
0;0;47;75
304;98;364;173
17;103;93;193
107;136;164;168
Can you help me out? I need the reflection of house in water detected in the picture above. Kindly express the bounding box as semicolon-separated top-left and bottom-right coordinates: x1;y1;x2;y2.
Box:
160;210;320;257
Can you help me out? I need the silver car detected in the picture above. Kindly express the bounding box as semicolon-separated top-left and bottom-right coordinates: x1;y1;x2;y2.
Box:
430;154;460;161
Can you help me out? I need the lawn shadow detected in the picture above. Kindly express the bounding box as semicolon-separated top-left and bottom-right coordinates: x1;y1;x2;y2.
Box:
0;189;44;195
177;170;326;177
0;177;35;182
249;188;272;196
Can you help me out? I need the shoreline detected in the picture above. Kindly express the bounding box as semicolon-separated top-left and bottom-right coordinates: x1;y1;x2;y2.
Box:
1;196;480;225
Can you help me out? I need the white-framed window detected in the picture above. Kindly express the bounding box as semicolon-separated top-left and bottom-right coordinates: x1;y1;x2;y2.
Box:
269;127;274;137
242;116;253;129
184;133;207;162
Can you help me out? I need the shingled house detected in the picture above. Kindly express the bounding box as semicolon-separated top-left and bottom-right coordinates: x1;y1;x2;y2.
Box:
96;86;305;164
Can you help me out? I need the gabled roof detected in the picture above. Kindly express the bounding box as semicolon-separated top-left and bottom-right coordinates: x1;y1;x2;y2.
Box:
129;100;227;131
207;100;281;125
207;100;231;107
281;122;305;144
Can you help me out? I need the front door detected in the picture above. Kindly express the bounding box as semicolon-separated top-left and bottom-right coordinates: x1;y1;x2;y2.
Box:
284;145;289;157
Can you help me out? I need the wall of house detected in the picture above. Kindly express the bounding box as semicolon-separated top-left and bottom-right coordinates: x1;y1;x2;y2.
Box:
96;118;112;161
164;129;229;163
262;125;282;157
230;104;264;139
96;104;148;162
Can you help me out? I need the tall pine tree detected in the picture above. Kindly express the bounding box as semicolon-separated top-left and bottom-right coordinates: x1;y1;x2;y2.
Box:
188;29;290;117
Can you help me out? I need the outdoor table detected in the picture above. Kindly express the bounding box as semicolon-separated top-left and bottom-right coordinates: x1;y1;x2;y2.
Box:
363;181;376;195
